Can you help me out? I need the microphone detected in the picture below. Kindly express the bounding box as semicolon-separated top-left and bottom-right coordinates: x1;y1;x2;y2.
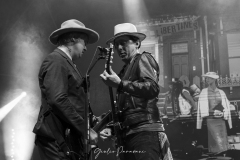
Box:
98;46;109;53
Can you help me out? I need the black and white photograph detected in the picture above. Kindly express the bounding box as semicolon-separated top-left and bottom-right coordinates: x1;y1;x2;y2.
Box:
0;0;240;160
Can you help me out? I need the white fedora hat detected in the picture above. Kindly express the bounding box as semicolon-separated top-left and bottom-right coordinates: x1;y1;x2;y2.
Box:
202;72;219;79
49;19;99;45
106;23;146;45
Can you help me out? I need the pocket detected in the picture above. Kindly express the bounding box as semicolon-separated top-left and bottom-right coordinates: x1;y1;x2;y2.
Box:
33;115;55;139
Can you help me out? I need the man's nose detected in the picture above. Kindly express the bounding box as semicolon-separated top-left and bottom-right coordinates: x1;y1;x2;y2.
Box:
84;45;87;52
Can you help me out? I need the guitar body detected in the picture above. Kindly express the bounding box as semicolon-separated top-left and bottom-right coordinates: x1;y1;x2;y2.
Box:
65;111;113;160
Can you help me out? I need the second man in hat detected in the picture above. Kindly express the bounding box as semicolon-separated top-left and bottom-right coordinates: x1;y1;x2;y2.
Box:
100;23;173;160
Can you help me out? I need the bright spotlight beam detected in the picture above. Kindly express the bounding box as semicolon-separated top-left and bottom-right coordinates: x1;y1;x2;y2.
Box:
0;92;27;122
122;0;149;22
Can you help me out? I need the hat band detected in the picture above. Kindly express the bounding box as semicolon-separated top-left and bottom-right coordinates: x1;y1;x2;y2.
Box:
114;32;129;37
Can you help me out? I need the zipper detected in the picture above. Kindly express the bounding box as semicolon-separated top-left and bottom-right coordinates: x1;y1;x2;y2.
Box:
131;96;137;109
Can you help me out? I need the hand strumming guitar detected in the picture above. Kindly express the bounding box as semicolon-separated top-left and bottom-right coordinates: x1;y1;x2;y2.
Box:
99;128;113;140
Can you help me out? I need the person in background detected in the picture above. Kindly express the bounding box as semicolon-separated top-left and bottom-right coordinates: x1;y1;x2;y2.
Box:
190;84;201;102
100;23;173;160
177;76;197;115
190;84;201;111
159;81;174;117
197;72;232;154
159;81;174;97
32;19;100;160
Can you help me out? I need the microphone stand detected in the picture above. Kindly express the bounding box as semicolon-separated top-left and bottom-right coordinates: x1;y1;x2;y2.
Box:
84;47;106;160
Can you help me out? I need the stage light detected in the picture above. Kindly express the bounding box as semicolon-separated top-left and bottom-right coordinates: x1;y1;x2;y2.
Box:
122;0;149;22
2;21;44;160
2;90;39;160
0;92;27;122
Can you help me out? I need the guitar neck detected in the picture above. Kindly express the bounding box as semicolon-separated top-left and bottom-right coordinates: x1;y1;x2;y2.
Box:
104;45;118;124
93;111;112;133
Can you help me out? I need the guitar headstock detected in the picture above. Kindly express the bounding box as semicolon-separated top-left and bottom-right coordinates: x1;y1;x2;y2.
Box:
97;46;107;59
105;43;114;74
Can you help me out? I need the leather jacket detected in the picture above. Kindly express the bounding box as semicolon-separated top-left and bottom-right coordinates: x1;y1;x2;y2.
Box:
117;52;162;128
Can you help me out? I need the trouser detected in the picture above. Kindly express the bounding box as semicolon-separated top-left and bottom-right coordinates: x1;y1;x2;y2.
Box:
121;131;173;160
35;135;70;160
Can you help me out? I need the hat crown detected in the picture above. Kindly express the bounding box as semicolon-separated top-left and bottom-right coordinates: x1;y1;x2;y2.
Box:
202;72;219;79
49;19;99;45
61;19;86;29
114;23;138;36
106;23;146;45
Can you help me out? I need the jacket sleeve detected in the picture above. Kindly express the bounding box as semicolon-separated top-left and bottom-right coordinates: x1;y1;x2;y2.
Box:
221;90;232;129
41;58;85;136
196;89;209;129
120;53;160;99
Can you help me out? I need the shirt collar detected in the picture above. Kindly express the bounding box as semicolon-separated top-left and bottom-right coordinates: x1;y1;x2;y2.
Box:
58;46;72;61
208;86;219;92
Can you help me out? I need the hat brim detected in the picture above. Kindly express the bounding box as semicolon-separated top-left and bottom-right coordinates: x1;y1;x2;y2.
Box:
49;27;99;45
106;32;146;45
202;74;219;79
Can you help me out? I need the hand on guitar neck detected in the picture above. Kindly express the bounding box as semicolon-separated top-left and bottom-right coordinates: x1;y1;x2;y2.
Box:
100;44;121;88
100;66;121;88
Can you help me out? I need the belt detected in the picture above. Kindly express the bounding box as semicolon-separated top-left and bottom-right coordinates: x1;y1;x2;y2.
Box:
122;113;160;128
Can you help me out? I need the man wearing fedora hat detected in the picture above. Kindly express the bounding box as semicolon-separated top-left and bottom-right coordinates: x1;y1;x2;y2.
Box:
197;72;232;154
33;19;100;160
100;23;172;160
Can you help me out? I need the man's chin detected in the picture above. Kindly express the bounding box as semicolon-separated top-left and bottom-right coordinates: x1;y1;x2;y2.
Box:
121;57;129;63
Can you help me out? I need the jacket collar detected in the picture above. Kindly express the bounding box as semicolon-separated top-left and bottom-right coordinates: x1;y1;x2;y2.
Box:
54;48;82;78
57;46;72;60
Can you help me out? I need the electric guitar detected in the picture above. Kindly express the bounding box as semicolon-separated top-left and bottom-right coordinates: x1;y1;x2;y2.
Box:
65;110;112;160
105;44;124;160
92;110;112;132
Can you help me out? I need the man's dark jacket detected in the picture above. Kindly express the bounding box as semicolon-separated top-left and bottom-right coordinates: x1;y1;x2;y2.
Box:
117;52;162;128
33;49;86;140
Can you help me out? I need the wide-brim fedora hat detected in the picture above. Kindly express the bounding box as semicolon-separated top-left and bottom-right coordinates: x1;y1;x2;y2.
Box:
49;19;99;45
106;23;146;45
202;72;219;79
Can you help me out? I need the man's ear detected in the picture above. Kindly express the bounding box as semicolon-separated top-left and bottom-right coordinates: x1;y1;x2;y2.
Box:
70;38;75;42
136;42;140;48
